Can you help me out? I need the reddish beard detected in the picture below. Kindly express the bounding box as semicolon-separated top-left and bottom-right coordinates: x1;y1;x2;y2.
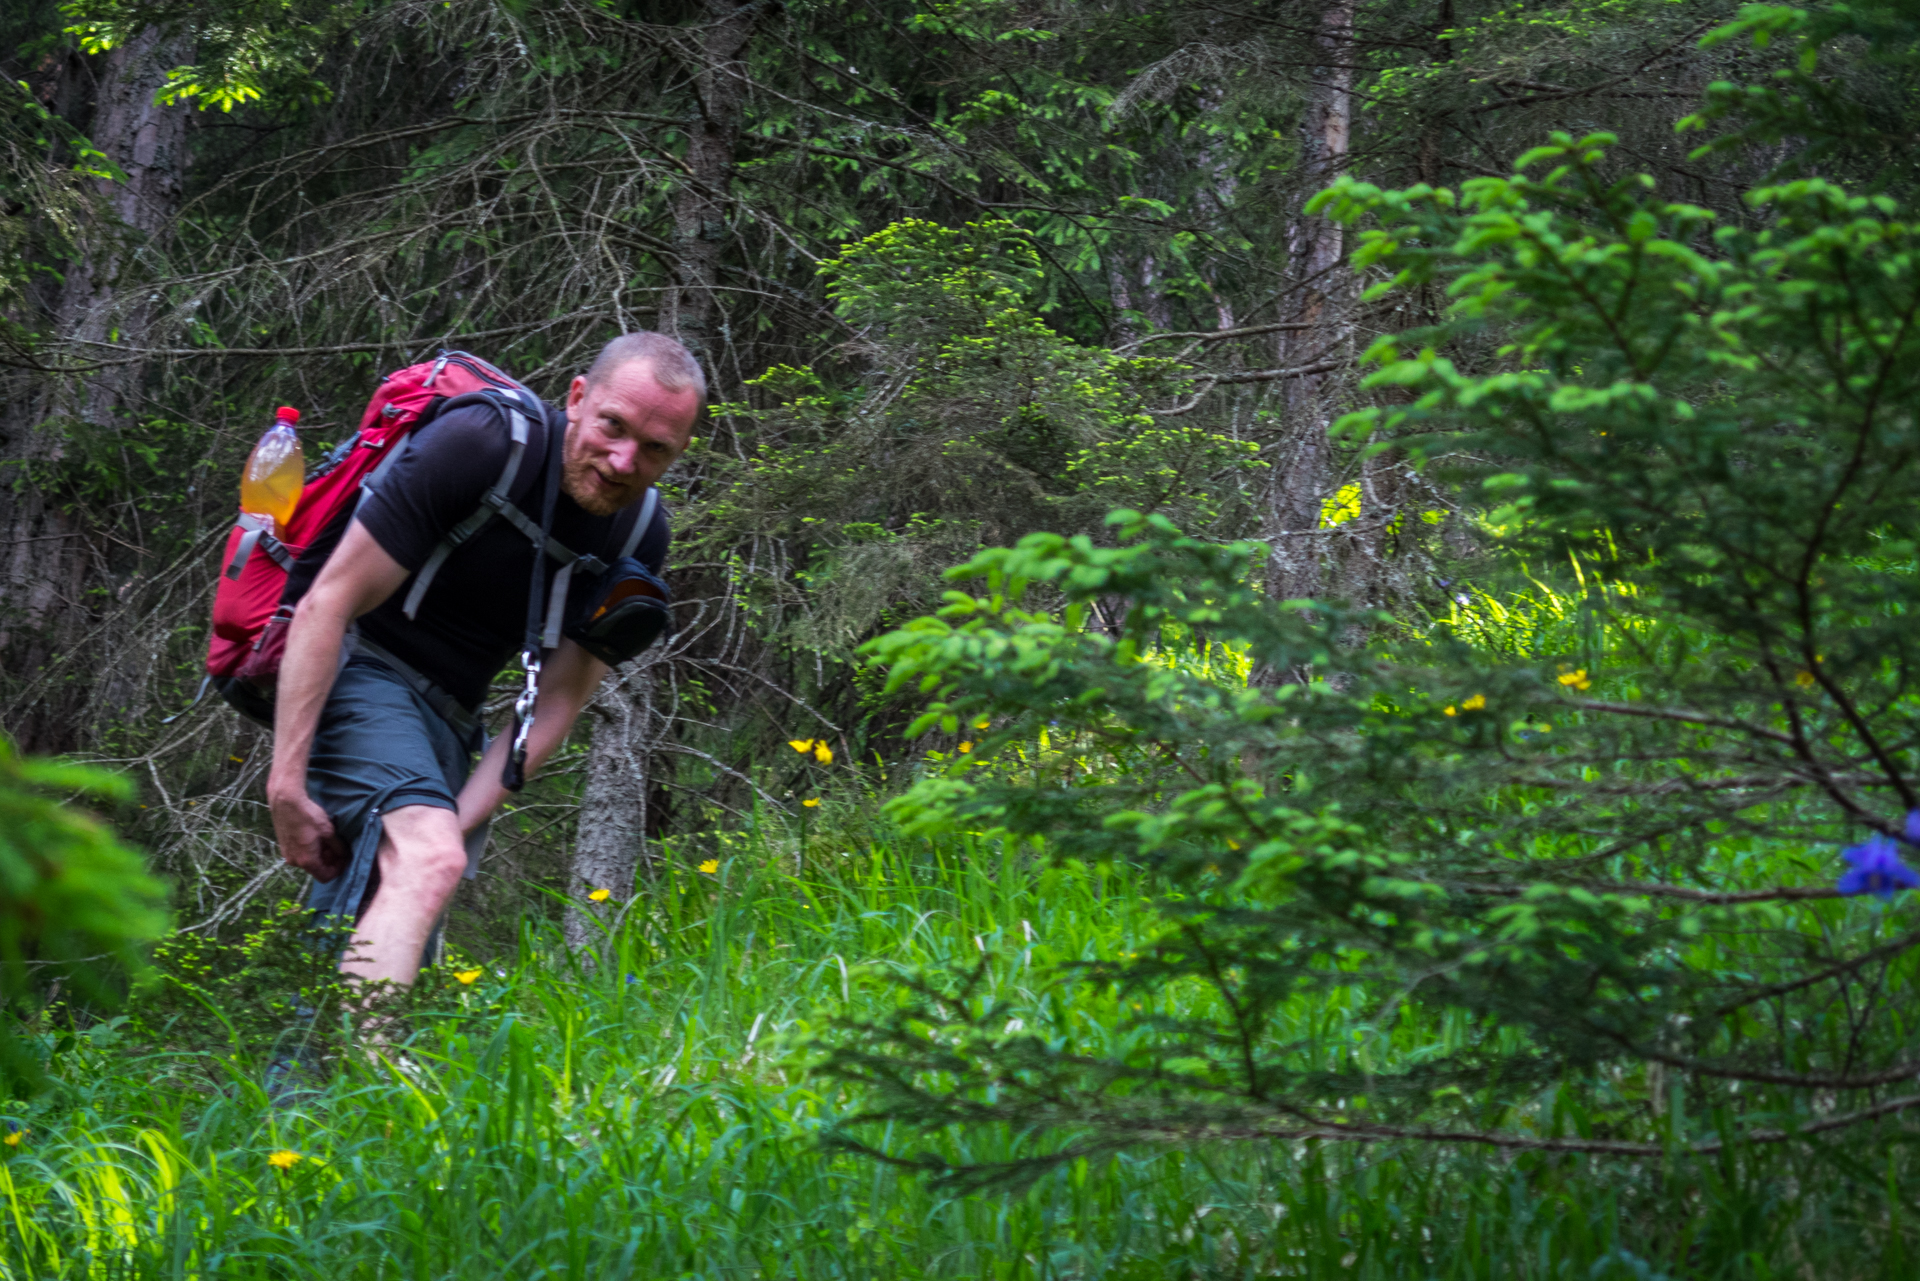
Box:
561;436;641;516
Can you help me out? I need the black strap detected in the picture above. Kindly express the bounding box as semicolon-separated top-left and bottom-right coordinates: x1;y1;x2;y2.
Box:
350;635;481;738
400;388;539;619
527;415;565;652
223;513;298;581
503;419;567;792
480;488;606;578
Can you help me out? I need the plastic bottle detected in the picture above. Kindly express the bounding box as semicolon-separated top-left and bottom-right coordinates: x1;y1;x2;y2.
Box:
240;407;305;535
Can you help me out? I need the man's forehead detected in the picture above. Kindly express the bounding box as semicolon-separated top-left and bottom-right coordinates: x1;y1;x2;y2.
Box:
588;363;699;419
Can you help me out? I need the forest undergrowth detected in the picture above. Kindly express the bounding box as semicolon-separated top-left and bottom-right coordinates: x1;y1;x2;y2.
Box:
7;835;1895;1281
3;577;1914;1281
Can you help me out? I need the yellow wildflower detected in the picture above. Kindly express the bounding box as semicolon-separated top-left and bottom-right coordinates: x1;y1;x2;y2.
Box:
454;969;483;985
1226;839;1240;851
267;1150;302;1169
1556;670;1592;691
588;888;611;903
698;858;719;874
973;718;990;730
802;798;821;808
1443;706;1458;717
813;742;833;765
3;1130;24;1148
1461;694;1487;710
958;741;973;753
1795;670;1817;688
788;739;815;754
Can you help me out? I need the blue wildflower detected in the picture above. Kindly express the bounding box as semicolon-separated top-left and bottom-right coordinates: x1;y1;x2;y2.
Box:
1837;833;1920;900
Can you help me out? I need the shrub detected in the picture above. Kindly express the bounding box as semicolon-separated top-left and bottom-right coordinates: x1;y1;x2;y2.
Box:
826;134;1920;1186
0;735;167;1088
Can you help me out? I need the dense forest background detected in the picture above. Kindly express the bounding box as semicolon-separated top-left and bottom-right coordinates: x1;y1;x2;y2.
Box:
3;0;1817;929
9;0;1920;1276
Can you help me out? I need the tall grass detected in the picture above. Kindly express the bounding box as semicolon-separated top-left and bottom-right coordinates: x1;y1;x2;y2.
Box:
1;820;1906;1277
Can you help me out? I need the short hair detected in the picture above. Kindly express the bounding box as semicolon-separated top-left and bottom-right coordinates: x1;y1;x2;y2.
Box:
584;331;707;401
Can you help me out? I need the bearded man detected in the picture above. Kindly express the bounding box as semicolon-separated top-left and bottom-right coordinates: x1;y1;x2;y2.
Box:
266;332;699;988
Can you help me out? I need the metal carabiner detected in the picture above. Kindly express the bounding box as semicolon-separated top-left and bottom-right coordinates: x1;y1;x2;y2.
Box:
503;649;541;792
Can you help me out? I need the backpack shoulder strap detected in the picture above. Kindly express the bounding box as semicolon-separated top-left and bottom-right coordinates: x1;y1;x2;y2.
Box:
399;397;650;627
400;385;543;620
470;405;611;573
618;488;659;562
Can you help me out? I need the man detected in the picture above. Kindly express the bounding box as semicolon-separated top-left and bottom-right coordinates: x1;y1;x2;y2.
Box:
266;332;701;988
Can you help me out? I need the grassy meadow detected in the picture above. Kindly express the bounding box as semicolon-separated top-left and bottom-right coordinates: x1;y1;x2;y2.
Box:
2;810;1907;1280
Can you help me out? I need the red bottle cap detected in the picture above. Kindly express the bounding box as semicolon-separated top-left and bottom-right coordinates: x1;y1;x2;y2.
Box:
276;406;301;424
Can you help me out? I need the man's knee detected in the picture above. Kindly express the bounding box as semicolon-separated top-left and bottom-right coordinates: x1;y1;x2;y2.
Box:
377;804;468;897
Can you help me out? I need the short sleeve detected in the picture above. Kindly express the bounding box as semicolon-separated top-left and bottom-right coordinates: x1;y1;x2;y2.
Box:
354;404;514;572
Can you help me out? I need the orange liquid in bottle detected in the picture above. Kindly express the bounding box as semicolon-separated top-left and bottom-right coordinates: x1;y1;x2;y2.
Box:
240;408;305;534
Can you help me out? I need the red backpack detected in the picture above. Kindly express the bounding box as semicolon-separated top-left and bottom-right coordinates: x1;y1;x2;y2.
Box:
203;351;543;722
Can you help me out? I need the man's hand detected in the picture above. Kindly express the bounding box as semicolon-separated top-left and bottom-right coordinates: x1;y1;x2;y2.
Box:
270;781;349;881
269;521;409;878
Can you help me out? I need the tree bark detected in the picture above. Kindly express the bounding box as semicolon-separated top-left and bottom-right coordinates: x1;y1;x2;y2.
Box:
659;0;760;359
0;28;190;750
567;2;759;945
1262;0;1354;605
566;665;656;951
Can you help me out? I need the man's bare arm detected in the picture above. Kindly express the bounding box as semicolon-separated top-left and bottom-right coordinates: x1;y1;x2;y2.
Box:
455;638;611;834
267;521;410;879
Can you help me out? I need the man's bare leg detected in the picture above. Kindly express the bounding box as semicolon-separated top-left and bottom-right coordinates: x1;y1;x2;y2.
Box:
341;803;467;988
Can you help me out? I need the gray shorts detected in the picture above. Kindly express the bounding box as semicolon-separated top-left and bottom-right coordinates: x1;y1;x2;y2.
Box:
304;655;488;963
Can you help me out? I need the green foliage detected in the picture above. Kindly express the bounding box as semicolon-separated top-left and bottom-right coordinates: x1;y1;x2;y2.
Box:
2;831;1910;1276
820;217;1048;337
712;218;1259;658
0;736;167;1089
1322;130;1920;820
62;0;360;110
4;0;1787;825
833;134;1920;1185
126;902;367;1061
0;78;111;361
1687;0;1920;192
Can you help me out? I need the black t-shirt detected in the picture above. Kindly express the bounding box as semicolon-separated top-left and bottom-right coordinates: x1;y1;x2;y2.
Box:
353;400;669;710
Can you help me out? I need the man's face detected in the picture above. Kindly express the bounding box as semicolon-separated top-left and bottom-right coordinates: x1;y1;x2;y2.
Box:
562;360;700;516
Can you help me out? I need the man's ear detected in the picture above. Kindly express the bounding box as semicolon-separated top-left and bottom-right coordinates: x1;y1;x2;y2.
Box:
566;375;587;412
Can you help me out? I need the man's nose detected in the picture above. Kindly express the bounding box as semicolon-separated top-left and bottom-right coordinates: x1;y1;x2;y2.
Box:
605;438;639;475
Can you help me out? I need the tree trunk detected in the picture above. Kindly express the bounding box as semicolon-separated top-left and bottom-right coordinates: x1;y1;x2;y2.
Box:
566;665;656;951
659;0;759;359
567;2;759;945
1262;0;1354;605
0;28;190;750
